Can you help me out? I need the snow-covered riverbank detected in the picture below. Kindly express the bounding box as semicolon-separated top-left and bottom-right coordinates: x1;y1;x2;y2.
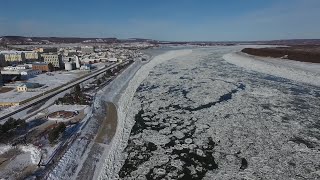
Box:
223;52;320;87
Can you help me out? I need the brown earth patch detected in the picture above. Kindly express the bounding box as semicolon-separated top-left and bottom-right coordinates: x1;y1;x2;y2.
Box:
95;102;118;144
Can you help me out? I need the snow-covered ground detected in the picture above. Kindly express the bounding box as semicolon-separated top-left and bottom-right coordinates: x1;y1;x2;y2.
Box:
96;46;320;179
0;144;41;179
0;71;83;104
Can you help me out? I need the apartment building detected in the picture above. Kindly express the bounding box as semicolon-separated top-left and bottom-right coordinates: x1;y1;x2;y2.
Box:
41;53;63;68
2;51;23;62
23;51;39;61
0;51;39;63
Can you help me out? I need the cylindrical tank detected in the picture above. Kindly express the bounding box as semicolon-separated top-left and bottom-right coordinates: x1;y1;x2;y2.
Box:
65;62;73;71
74;55;81;69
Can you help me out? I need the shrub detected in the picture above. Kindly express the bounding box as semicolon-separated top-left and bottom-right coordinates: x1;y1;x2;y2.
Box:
48;122;66;144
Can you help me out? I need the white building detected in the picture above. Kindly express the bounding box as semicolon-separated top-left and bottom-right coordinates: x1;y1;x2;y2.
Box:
3;64;32;70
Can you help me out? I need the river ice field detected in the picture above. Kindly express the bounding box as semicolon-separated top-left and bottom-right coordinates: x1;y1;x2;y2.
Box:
98;46;320;180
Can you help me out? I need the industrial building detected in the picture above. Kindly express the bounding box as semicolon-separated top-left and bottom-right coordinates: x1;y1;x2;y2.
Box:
63;55;81;70
64;62;76;71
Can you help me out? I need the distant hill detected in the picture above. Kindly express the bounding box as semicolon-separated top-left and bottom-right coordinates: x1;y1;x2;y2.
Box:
242;45;320;63
1;36;320;46
253;39;320;45
0;36;120;45
155;39;320;46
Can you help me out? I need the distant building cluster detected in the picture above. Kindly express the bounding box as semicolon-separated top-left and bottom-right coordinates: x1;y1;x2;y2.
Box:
0;43;149;89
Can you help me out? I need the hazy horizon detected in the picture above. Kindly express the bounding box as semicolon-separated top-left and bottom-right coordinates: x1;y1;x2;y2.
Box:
1;0;320;41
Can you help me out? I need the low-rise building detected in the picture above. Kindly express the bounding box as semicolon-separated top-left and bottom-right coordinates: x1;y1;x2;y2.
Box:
80;64;91;70
3;65;30;70
32;62;49;72
35;47;57;53
34;48;44;53
41;53;63;68
81;58;99;64
16;82;41;92
1;69;41;80
20;69;41;79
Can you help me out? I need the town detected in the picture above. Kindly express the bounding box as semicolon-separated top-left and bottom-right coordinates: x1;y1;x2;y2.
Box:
0;42;154;179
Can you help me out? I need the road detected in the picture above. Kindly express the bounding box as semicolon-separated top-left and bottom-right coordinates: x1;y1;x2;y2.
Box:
0;61;129;121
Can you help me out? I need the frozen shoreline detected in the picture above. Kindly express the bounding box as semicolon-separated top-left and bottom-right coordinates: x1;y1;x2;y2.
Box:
223;52;320;87
96;49;192;179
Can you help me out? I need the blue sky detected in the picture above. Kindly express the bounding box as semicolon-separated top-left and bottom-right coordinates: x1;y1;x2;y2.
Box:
0;0;319;41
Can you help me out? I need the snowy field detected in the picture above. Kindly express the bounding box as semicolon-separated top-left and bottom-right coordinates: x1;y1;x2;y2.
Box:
95;46;320;179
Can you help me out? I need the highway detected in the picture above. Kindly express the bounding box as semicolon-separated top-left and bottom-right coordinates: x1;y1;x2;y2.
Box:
0;61;128;121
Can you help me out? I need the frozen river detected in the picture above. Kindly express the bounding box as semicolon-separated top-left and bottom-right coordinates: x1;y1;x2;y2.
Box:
111;47;320;179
